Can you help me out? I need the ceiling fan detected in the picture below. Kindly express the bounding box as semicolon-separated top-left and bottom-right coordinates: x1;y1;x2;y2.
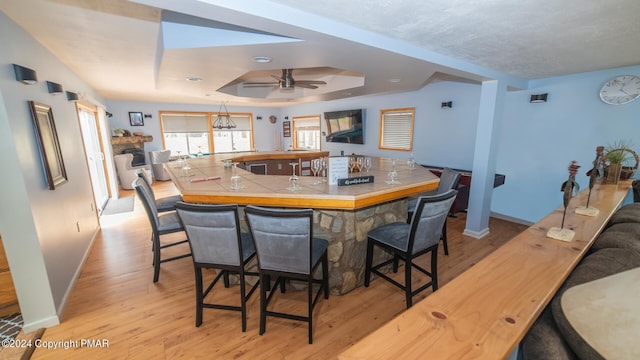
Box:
243;69;327;90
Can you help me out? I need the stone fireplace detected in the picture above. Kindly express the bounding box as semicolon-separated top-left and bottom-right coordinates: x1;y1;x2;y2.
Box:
110;135;153;163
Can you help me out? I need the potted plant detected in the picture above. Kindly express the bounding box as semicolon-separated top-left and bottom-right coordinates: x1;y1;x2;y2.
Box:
604;140;639;183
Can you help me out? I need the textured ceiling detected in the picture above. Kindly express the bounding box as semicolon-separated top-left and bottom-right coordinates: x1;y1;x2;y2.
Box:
270;0;640;79
2;0;639;106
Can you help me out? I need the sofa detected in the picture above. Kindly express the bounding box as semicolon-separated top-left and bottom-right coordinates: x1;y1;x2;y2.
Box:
522;201;640;359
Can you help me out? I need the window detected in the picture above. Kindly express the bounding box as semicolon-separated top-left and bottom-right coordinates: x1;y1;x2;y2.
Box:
160;111;254;156
292;115;321;150
379;107;414;151
161;112;210;157
212;114;253;153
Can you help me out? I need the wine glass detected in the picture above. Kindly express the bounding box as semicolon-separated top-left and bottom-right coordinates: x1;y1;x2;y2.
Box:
181;157;192;177
357;157;364;172
288;162;301;191
230;163;244;190
321;157;328;182
311;158;322;185
348;156;356;173
175;150;183;167
364;157;372;172
386;159;399;184
407;152;416;170
197;146;203;158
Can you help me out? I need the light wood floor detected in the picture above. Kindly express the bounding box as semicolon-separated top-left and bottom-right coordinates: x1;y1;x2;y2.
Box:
5;181;527;360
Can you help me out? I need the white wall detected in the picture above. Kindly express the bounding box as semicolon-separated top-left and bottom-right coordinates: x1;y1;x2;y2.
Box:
0;12;102;332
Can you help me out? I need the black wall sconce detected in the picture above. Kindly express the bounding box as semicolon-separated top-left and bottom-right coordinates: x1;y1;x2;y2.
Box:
13;64;38;84
66;91;79;101
441;101;453;109
105;111;113;118
530;93;548;103
144;114;152;119
46;81;63;94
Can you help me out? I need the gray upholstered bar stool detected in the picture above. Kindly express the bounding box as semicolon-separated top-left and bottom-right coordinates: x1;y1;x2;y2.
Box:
244;205;329;344
407;167;461;255
175;202;259;332
136;171;182;213
366;189;458;308
133;177;190;283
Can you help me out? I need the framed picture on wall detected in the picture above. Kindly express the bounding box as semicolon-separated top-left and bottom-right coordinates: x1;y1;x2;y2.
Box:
283;121;291;137
129;112;144;126
28;101;68;190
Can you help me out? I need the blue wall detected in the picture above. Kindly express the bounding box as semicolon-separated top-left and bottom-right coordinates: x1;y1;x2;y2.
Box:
496;66;640;222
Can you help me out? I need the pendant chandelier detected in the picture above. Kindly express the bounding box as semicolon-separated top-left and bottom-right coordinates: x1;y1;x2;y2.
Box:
213;102;236;129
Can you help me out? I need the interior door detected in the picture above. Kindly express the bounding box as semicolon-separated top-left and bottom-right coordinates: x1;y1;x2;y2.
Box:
78;105;110;213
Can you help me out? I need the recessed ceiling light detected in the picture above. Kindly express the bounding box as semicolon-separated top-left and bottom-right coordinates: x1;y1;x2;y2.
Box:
388;78;401;83
252;56;273;63
186;77;203;82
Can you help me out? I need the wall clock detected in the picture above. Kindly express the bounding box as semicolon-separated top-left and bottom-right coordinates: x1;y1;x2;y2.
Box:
599;75;640;105
269;115;277;124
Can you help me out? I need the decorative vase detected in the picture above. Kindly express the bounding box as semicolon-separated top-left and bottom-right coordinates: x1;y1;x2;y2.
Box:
605;163;622;184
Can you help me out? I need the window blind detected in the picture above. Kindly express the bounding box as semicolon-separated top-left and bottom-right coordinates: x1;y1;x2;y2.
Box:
162;114;209;133
380;109;414;150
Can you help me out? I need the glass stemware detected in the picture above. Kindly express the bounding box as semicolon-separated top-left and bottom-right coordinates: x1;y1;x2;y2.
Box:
175;150;184;167
197;146;204;158
230;162;244;190
407;152;416;170
181;157;192;177
321;157;328;182
311;158;322;185
386;159;400;184
288;162;301;191
364;157;372;172
348;156;357;173
357;157;364;172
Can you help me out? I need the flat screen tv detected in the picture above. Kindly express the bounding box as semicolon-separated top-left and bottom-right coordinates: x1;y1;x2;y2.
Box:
324;109;364;144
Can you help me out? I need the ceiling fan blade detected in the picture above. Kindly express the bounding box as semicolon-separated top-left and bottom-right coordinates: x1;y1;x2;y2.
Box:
243;82;279;87
295;83;319;89
296;80;327;85
271;75;285;81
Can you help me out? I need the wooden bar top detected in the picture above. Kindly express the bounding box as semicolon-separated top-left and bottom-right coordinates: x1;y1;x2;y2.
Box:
165;152;439;210
339;182;631;359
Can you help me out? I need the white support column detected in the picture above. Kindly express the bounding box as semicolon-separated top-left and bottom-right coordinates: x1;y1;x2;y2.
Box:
464;80;505;238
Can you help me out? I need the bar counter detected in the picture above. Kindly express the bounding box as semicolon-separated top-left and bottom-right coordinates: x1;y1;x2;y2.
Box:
339;182;630;359
165;151;439;294
166;151;438;210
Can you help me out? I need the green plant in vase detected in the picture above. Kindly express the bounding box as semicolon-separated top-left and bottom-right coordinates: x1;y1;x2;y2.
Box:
604;140;638;183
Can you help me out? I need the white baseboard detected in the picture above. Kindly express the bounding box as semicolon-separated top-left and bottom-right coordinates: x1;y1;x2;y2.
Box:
463;227;490;238
56;225;100;318
22;315;59;334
